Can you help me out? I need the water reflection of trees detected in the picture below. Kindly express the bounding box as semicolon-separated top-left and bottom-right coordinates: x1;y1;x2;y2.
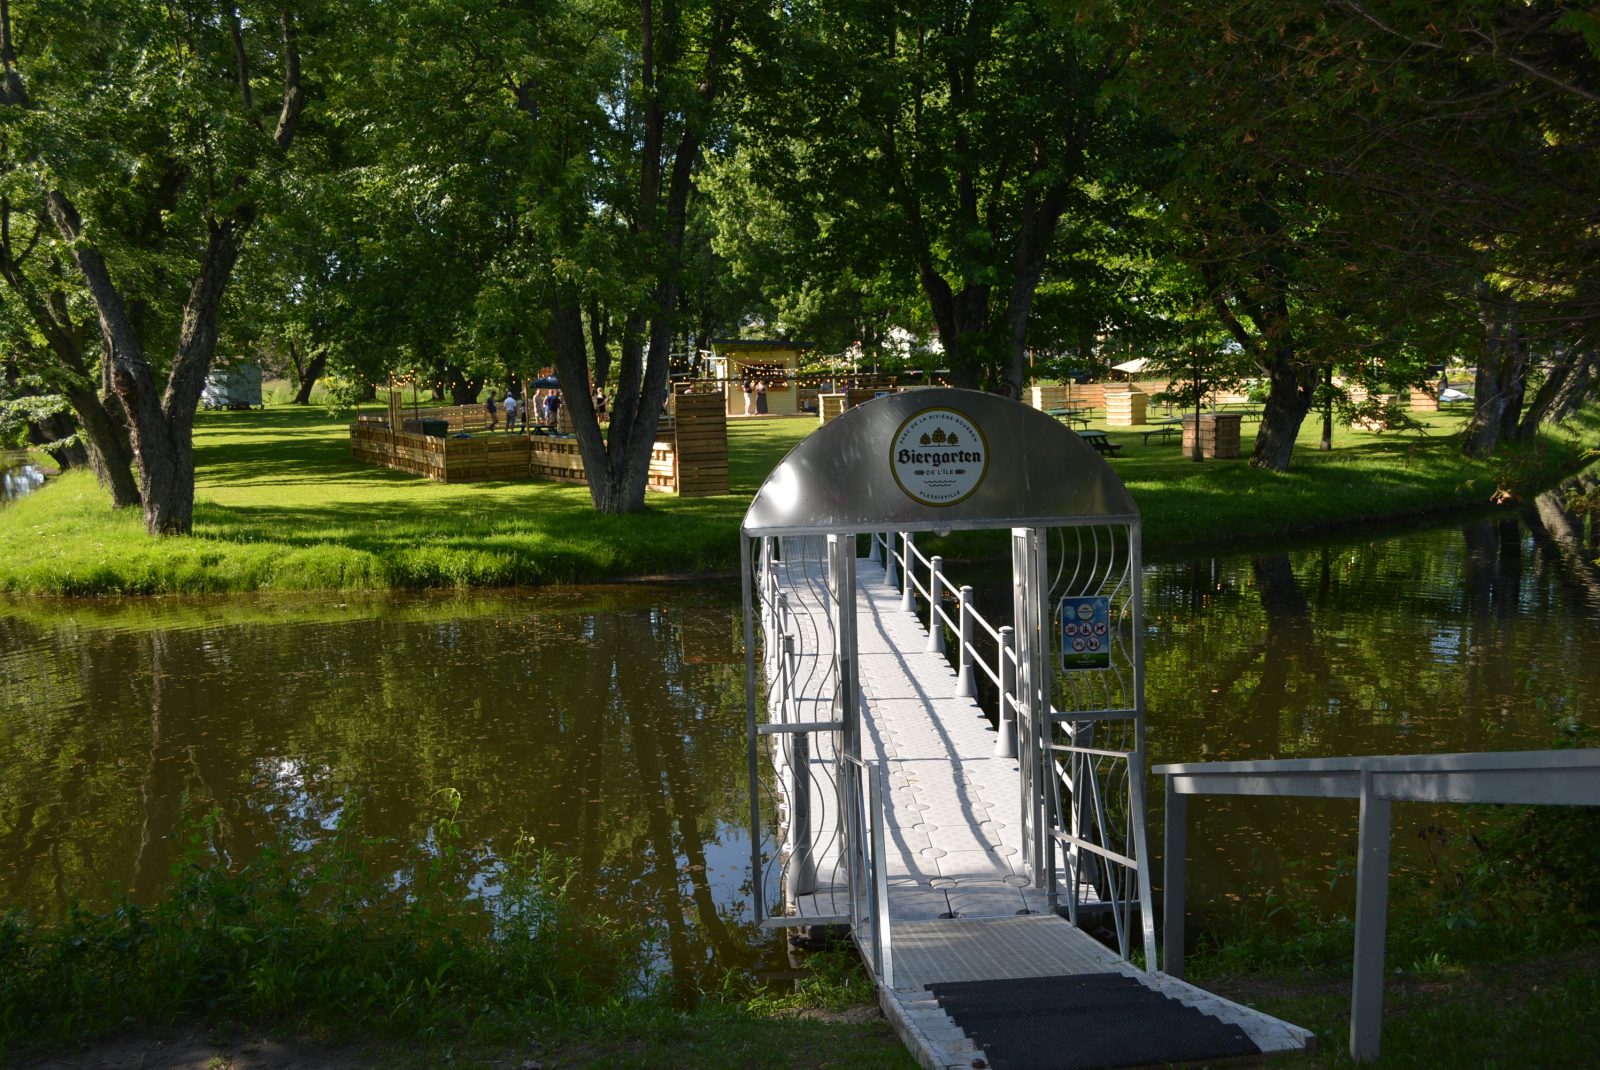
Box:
1142;500;1600;927
0;590;760;989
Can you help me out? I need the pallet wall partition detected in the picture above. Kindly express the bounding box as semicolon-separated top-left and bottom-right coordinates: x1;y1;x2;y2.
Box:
352;394;730;495
528;437;590;485
443;434;534;482
355;427;450;480
673;390;730;497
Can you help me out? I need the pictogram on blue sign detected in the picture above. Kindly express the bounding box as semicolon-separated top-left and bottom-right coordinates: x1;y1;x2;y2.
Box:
1059;595;1112;671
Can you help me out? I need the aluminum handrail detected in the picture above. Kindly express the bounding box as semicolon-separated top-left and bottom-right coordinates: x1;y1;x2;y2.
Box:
1157;748;1600;1062
869;528;1150;961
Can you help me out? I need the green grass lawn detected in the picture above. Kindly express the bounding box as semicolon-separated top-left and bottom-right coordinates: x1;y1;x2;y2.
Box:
0;400;1593;595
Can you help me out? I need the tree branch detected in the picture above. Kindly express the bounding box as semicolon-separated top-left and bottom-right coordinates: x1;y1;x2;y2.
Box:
273;9;303;150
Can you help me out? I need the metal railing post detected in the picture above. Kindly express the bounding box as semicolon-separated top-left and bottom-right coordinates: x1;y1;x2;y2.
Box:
871;763;894;989
780;633;796;723
884;530;899;589
900;533;916;612
954;585;976;698
926;556;945;653
1351;767;1392;1062
995;626;1017;758
788;730;816;897
1163;780;1187;977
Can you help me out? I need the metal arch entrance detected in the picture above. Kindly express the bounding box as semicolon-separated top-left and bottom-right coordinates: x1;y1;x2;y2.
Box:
739;389;1156;971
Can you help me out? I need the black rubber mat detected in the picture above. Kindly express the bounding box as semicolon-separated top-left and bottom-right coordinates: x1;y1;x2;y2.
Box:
925;973;1261;1070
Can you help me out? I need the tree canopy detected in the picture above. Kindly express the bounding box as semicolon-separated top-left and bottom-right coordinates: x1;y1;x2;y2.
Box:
10;0;1598;526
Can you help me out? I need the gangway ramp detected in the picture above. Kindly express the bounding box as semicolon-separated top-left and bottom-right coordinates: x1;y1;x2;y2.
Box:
768;550;1312;1069
738;390;1312;1069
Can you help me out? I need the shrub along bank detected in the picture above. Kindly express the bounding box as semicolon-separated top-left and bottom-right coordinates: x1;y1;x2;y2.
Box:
0;403;1594;595
0;801;916;1069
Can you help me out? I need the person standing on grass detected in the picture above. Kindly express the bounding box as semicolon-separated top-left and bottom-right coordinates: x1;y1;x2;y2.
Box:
755;379;768;415
741;378;753;415
485;390;497;431
503;391;517;432
545;389;561;430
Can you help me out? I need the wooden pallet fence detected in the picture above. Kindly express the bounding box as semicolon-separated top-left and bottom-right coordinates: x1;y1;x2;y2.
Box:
673;390;729;497
528;437;589;485
351;394;730;496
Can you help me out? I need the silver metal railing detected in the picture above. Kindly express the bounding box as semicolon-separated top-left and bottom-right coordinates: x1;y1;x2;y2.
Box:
1157;749;1600;1061
844;753;894;986
870;530;1155;966
872;531;1023;758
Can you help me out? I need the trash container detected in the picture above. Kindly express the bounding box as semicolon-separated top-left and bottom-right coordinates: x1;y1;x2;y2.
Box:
401;418;450;438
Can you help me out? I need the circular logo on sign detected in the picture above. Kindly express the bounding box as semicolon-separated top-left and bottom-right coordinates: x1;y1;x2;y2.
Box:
890;408;990;507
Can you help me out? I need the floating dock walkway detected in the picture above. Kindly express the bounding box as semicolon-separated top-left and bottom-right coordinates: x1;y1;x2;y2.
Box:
761;545;1312;1070
738;390;1312;1069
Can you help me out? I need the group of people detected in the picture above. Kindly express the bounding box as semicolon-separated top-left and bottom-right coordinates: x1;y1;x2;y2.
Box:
484;388;566;432
739;379;769;416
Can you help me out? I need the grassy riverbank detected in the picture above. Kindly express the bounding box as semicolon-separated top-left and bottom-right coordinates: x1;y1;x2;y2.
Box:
0;402;1595;595
6;796;1596;1069
0;805;915;1069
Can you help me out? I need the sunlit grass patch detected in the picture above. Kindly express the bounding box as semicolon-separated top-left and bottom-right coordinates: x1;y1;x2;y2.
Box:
0;400;1592;594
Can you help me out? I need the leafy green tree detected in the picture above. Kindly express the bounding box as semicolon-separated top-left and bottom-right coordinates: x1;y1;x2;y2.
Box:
734;0;1141;396
1124;0;1600;465
2;0;307;533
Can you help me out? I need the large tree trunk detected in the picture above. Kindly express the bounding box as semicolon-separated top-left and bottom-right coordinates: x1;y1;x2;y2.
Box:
0;253;141;505
52;192;246;533
1000;186;1070;398
63;380;141;505
1464;281;1530;458
1515;346;1598;436
287;340;327;405
1210;279;1315;472
1251;341;1318;471
551;0;727;515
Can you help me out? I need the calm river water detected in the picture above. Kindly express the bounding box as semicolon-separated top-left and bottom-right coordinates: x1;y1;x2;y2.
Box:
2;484;1596;978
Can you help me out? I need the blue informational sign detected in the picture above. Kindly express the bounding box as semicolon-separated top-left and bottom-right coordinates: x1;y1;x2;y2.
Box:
1059;595;1112;671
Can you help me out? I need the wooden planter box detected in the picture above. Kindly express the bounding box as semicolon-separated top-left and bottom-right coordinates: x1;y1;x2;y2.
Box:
1104;390;1148;426
1030;384;1068;411
1181;412;1242;459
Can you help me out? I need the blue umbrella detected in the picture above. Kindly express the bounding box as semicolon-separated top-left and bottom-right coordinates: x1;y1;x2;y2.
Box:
529;376;560;388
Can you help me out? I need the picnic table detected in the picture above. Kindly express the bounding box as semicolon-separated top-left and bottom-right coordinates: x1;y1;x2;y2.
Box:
1079;429;1122;457
1046;406;1094;430
1139;417;1183;445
